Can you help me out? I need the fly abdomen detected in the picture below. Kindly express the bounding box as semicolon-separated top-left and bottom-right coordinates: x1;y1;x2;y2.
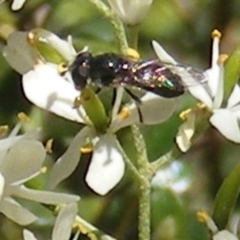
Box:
133;61;185;98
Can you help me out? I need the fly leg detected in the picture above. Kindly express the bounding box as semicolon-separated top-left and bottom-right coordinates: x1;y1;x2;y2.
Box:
124;88;143;123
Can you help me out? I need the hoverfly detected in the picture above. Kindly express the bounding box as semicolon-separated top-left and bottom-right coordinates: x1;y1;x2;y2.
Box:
68;50;206;121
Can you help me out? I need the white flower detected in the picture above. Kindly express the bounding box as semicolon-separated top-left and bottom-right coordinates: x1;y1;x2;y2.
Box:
11;0;26;10
0;0;27;10
191;31;240;144
197;211;239;240
3;29;177;195
213;230;238;240
153;30;240;152
107;0;153;25
23;203;78;240
0;128;80;226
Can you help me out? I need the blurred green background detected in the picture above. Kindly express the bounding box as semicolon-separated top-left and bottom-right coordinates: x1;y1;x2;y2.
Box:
1;0;240;239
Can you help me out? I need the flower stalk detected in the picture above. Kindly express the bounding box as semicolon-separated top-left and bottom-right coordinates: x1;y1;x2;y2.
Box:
87;0;128;53
131;125;151;240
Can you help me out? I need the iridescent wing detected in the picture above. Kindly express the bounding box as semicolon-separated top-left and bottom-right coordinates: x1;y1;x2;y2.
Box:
127;59;207;98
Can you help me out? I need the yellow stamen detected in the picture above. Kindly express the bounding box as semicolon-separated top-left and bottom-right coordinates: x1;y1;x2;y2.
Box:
211;29;221;39
179;103;207;120
18;112;30;123
73;222;88;235
87;232;98;240
40;166;47;174
0;125;8;137
27;31;36;45
196;210;218;234
58;62;68;75
80;143;94;154
118;107;131;120
196;210;209;223
125;48;140;60
218;54;228;64
73;96;82;108
196;103;206;110
179;108;192;120
45;139;53;153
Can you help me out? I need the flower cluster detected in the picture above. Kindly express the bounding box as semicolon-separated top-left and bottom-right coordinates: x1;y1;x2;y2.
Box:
3;29;178;195
24;203;78;240
0;123;79;225
152;30;240;151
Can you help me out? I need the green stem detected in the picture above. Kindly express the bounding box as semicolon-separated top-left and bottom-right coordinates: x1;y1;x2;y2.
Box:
150;147;180;177
125;25;140;49
131;125;151;240
138;178;151;240
87;0;128;53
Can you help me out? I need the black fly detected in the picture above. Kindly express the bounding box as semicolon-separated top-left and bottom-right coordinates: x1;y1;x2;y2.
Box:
68;50;206;121
69;50;205;97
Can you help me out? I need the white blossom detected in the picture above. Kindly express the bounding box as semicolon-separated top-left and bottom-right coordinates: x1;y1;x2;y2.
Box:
107;0;153;25
0;0;27;10
193;31;240;145
213;230;238;240
0;127;79;226
198;211;239;240
153;30;240;152
4;29;177;195
23;203;78;240
11;0;26;10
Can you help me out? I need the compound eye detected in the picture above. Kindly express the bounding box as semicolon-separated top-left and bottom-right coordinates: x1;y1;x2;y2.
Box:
70;53;91;90
78;62;88;78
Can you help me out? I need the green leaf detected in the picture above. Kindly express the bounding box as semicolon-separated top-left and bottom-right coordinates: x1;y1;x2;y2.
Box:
224;43;240;101
35;41;65;64
212;161;240;229
80;87;109;132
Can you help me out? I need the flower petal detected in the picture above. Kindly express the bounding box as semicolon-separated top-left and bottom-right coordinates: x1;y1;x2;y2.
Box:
139;93;176;124
11;0;26;10
0;136;22;152
3;32;38;74
31;29;76;61
213;230;238;240
0;197;37;225
211;65;224;109
23;229;38;240
110;93;176;132
183;69;213;109
152;40;177;65
0;136;22;164
46;127;92;190
86;134;124;195
0;173;5;201
210;109;240;143
12;185;80;204
52;203;78;240
22;63;87;123
1;139;45;184
176;112;196;152
227;84;240;109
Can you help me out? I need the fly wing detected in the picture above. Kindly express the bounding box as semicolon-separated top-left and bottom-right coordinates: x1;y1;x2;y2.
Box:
131;60;185;98
162;62;208;87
